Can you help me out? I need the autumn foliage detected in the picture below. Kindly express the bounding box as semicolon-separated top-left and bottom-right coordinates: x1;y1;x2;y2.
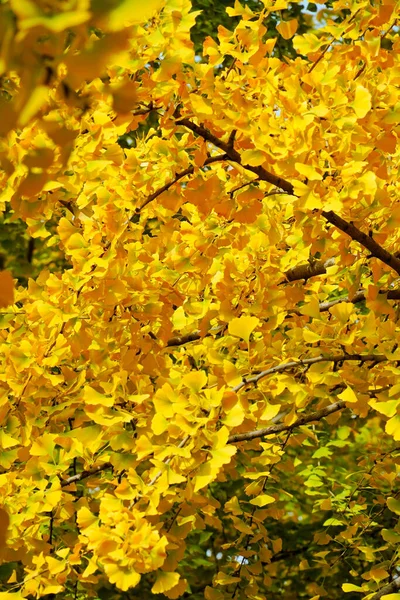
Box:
0;0;400;598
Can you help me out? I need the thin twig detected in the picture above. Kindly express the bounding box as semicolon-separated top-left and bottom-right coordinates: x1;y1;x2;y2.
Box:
231;353;387;395
228;400;346;444
61;462;113;487
136;154;228;212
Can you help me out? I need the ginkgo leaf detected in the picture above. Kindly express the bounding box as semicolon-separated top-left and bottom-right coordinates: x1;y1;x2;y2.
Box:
152;413;169;435
190;94;213;116
222;401;245;427
342;583;365;592
214;572;241;585
386;415;400;440
369;399;398;418
103;563;141;591
260;402;281;421
182;370;207;393
295;162;323;180
337;387;358;404
241;149;266;166
387;497;400;515
323;518;343;526
277;18;298;39
228;316;259;342
329;302;354;323
152;571;180;594
82;386;114;407
381;529;400;544
353;85;372;119
249;494;275;506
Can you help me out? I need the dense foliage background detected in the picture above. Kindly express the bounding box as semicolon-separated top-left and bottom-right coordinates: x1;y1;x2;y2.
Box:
0;0;399;599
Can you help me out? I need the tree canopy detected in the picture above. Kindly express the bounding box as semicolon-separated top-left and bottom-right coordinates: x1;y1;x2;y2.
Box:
0;0;400;599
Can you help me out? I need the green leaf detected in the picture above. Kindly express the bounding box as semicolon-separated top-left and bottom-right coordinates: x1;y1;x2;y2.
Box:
387;497;400;515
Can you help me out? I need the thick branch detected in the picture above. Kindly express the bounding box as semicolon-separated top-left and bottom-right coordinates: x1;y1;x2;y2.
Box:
61;462;113;487
322;211;400;276
176;118;294;195
232;353;387;394
177;118;400;279
228;400;345;443
285;258;335;282
137;154;228;212
371;576;400;600
167;331;202;346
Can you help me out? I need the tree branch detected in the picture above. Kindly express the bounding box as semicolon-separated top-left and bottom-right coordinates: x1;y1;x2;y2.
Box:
371;576;400;600
176;118;294;194
285;258;335;282
322;211;400;276
177;118;400;279
137;154;228;212
228;400;346;443
231;353;387;394
60;462;113;487
167;331;202;346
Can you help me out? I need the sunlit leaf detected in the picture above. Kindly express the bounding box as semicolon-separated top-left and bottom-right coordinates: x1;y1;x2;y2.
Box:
228;316;259;342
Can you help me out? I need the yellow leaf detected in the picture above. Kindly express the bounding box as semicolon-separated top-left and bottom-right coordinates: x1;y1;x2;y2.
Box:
152;572;180;594
222;402;245;427
103;562;141;591
369;399;398;418
214;571;241;585
295;163;322;181
303;329;321;343
260;402;281;422
249;494;275;506
368;568;389;582
223;360;242;386
152;413;169;436
277;18;298;39
241;149;266;167
182;371;207;393
211;445;237;469
77;507;98;530
386;415;400;441
293;32;326;55
300;297;320;319
102;0;164;30
329;302;354;324
381;529;400;543
342;583;365;592
190;94;213;116
0;271;14;309
353;85;372;119
194;446;236;492
337;386;358;404
228;316;259;342
212;425;229;450
82;386;114;407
